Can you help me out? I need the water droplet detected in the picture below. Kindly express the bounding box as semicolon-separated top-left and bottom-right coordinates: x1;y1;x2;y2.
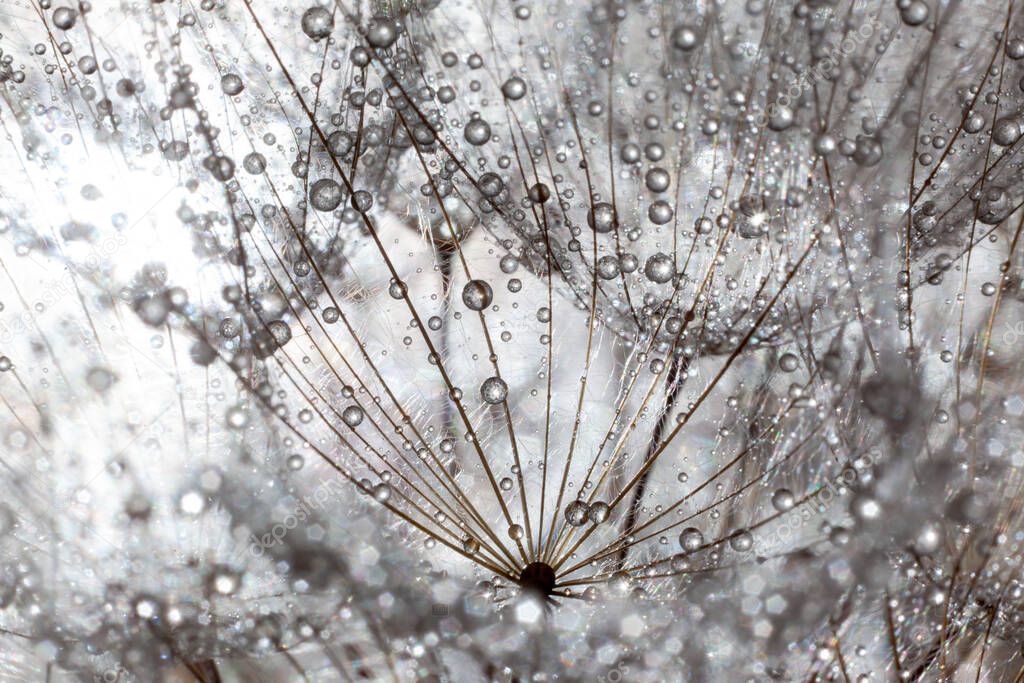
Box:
342;405;364;428
778;353;799;372
587;202;615;233
366;16;398;48
480;376;508;404
373;483;391;502
729;529;753;552
501;76;526;100
671;24;702;51
771;488;795;511
588;501;609;524
301;6;334;40
679;527;703;552
462;280;493;310
564;500;589;527
643;252;674;284
53;7;77;30
464;118;491;146
220;73;244;96
309;178;343;212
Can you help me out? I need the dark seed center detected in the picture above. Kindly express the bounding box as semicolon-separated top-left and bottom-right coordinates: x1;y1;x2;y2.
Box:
519;561;556;597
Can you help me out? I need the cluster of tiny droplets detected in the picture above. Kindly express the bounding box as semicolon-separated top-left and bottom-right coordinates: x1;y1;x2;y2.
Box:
0;0;1024;680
